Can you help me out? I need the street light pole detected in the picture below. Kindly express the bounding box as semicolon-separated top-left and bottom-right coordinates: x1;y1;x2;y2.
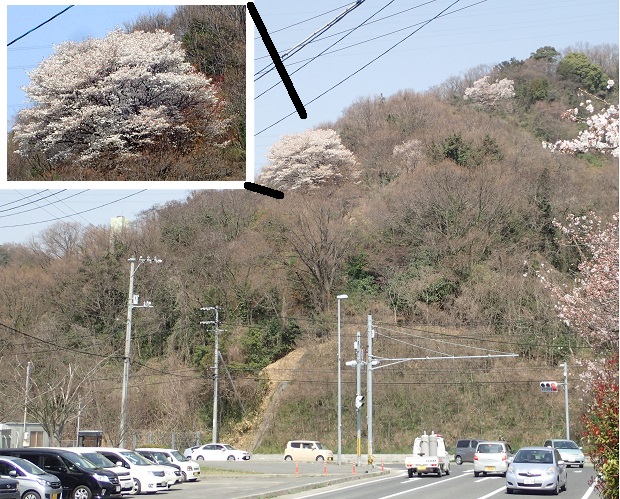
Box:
201;306;220;444
22;361;32;446
336;294;348;466
119;256;160;449
561;362;570;439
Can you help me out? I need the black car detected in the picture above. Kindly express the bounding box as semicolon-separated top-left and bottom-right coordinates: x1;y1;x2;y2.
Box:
0;476;20;499
0;448;121;499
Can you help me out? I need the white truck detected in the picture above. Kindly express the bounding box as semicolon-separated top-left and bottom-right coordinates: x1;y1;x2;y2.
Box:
405;431;451;478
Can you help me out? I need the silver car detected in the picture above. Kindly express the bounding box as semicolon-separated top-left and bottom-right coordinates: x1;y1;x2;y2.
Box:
0;455;63;499
506;446;567;495
543;439;585;468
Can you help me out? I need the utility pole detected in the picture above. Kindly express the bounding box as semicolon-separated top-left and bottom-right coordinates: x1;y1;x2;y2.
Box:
366;315;373;466
22;361;32;446
336;294;348;466
120;256;160;449
201;306;220;444
355;331;362;468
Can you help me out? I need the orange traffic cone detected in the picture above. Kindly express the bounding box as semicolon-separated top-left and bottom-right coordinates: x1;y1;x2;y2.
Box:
295;462;299;474
352;464;356;474
324;462;327;475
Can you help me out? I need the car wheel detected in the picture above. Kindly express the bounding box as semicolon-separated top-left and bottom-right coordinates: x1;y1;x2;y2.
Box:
561;479;567;492
316;456;324;461
196;455;204;461
227;455;236;461
579;464;584;468
132;478;142;495
181;472;187;482
407;469;414;478
72;486;92;499
552;480;560;495
285;455;293;461
22;492;42;499
474;471;480;477
506;488;513;494
455;455;463;465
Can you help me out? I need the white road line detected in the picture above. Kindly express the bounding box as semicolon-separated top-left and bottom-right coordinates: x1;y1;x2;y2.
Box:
379;473;469;499
580;482;598;499
476;485;506;499
292;473;404;497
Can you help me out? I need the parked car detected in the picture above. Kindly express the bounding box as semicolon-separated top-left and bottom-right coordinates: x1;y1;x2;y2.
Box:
473;441;514;477
77;447;172;494
453;439;480;465
506;446;567;495
284;440;333;462
190;444;250;462
64;448;134;495
543;439;585;468
0;476;19;499
0;447;122;499
135;448;200;482
133;450;182;484
0;455;63;499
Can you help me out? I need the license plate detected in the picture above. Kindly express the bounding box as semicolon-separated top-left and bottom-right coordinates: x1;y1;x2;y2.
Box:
524;477;536;485
485;466;495;471
52;495;58;499
418;466;426;471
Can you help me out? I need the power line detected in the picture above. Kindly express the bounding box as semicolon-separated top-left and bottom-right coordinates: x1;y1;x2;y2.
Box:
256;0;464;135
7;5;75;47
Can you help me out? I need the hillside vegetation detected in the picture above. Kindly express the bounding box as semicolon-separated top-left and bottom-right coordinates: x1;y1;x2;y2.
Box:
0;44;617;455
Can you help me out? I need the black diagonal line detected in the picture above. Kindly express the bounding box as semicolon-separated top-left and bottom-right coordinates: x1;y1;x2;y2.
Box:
247;2;307;119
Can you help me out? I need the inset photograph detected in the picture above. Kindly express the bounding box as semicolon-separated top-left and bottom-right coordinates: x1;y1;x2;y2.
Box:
7;5;247;181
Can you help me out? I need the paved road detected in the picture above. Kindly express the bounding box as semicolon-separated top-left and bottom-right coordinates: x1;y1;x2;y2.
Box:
153;459;598;499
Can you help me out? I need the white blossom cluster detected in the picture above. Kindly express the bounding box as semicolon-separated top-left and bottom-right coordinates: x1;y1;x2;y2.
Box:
464;76;515;107
259;129;359;190
13;29;229;163
392;138;423;172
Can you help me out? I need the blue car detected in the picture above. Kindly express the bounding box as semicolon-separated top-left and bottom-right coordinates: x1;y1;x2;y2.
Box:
506;446;567;495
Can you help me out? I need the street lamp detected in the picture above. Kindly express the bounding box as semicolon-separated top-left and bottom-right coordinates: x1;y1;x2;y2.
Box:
336;294;348;466
119;256;161;448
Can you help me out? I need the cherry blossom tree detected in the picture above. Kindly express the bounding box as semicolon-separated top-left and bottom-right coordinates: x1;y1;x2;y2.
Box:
463;76;515;107
393;138;423;173
13;29;229;164
258;128;359;190
542;81;619;157
538;212;618;498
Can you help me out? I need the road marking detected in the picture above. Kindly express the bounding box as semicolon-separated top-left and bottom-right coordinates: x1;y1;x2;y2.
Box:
580;482;598;499
475;477;500;483
378;473;469;498
292;474;404;497
476;485;506;498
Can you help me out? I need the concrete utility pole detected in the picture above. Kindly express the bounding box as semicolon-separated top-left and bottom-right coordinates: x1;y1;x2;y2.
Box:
366;315;373;465
22;361;32;446
336;294;348;466
355;331;362;468
120;256;160;449
201;306;220;444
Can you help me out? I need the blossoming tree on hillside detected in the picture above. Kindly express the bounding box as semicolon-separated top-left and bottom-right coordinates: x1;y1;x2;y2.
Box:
13;29;229;164
463;76;515;107
259;128;359;190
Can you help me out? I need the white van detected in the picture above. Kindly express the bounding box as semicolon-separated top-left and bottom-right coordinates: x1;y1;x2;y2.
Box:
79;447;173;494
136;448;201;482
284;440;334;461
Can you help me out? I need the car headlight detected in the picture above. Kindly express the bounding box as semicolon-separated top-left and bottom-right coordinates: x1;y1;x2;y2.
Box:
36;478;53;486
545;466;556;476
94;473;110;482
508;465;515;474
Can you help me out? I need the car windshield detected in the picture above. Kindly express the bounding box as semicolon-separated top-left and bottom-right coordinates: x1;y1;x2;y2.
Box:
477;444;503;453
170;451;187;461
515;450;554;464
148;453;170;465
11;458;46;476
315;443;324;449
121;451;155;466
222;445;235;450
80;452;115;468
64;452;99;470
556;441;579;450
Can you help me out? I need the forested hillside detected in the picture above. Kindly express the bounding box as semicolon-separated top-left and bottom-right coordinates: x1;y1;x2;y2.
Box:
7;5;246;181
1;44;617;469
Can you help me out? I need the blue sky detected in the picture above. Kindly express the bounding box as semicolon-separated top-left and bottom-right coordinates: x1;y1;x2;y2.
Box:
0;189;194;244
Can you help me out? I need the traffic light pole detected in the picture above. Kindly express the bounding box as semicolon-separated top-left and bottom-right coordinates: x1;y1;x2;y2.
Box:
355;331;362;468
561;362;570;440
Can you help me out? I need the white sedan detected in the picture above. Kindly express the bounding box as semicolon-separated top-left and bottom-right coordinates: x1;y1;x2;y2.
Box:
190;443;250;461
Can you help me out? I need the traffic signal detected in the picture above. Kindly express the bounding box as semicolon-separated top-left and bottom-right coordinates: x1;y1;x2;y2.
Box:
540;381;558;393
355;395;365;409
